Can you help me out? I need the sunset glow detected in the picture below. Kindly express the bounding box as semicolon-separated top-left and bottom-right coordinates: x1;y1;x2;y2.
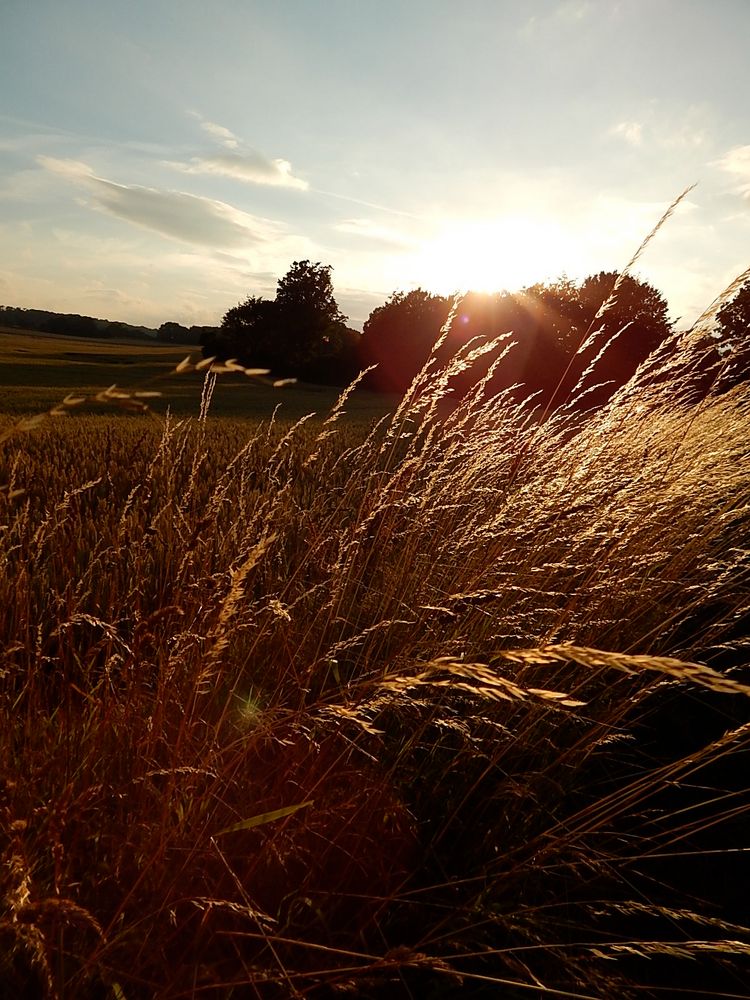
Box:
412;218;580;295
2;5;750;997
1;1;749;329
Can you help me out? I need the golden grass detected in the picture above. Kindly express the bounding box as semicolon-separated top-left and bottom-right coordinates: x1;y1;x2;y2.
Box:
0;273;749;998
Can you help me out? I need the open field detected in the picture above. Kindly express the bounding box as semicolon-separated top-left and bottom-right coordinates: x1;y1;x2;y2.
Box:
1;319;750;998
0;326;396;422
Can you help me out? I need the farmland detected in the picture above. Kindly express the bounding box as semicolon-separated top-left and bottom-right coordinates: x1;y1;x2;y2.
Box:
0;326;395;422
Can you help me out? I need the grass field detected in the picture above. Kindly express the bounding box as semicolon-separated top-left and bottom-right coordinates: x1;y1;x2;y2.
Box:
1;316;749;998
0;326;396;422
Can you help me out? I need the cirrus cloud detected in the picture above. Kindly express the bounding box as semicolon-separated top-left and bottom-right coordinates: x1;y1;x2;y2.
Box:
172;113;308;190
169;150;308;190
608;103;709;152
37;155;284;248
198;120;239;149
333;217;417;249
610;120;643;146
714;145;750;200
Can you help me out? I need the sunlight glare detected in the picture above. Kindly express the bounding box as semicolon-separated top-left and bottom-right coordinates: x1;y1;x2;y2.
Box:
412;217;577;295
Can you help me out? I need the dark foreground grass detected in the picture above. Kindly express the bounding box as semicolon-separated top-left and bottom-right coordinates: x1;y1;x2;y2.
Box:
1;301;749;998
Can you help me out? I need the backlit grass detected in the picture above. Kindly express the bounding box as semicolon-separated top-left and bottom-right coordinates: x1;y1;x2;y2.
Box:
0;292;749;998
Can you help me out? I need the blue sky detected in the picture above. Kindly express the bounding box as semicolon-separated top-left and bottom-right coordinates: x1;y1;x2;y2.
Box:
1;0;749;329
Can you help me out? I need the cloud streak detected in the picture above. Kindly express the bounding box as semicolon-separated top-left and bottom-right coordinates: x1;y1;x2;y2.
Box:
521;0;594;37
610;121;643;146
715;145;750;200
37;156;284;248
333;217;417;249
170;151;308;190
175;113;308;189
608;104;708;151
199;120;239;149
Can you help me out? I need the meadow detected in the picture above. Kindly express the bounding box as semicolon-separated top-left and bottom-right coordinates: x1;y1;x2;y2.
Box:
0;327;395;422
1;304;749;999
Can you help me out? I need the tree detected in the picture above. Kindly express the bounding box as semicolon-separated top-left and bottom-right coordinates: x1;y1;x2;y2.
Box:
275;260;344;325
300;325;361;385
564;271;672;406
214;295;278;368
273;260;347;375
359;272;673;410
208;261;355;382
158;321;191;344
520;277;588;353
714;278;750;389
408;287;571;408
359;286;571;402
359;289;452;392
575;272;671;351
716;278;750;340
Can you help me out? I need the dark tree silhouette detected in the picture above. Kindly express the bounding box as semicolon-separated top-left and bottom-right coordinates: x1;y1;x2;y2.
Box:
359;272;673;410
518;277;587;353
359;289;452;392
717;278;750;338
564;271;673;406
442;289;569;406
207;261;357;382
275;260;344;325
300;324;361;386
272;260;348;375
714;277;750;389
577;272;670;347
358;285;572;404
214;295;278;368
43;312;103;338
158;321;205;345
0;305;157;340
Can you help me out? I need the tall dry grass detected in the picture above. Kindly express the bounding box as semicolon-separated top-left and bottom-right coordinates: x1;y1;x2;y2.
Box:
1;278;749;998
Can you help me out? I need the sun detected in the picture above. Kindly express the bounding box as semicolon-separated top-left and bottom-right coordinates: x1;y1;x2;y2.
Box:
411;216;576;295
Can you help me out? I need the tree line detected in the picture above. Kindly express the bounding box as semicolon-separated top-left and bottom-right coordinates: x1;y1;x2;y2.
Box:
0;306;215;345
203;260;750;408
4;260;747;407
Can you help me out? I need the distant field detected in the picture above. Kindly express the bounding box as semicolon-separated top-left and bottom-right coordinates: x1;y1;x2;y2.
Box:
0;325;395;422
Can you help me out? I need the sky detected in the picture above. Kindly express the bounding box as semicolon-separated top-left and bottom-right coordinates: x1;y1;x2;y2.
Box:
1;0;749;331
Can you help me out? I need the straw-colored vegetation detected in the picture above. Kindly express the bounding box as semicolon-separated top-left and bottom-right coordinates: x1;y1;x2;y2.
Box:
1;271;749;998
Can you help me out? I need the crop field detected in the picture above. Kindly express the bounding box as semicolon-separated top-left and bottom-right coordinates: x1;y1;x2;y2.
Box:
1;317;749;999
0;327;395;422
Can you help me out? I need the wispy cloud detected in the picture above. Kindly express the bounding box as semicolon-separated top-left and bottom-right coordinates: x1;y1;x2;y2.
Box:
333;218;416;249
173;113;308;189
315;188;422;220
520;0;593;37
37;157;94;180
609;104;708;151
187;111;240;149
610;120;643;146
714;145;750;199
556;0;593;21
80;283;143;307
198;120;239;149
37;155;284;247
169;151;308;190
